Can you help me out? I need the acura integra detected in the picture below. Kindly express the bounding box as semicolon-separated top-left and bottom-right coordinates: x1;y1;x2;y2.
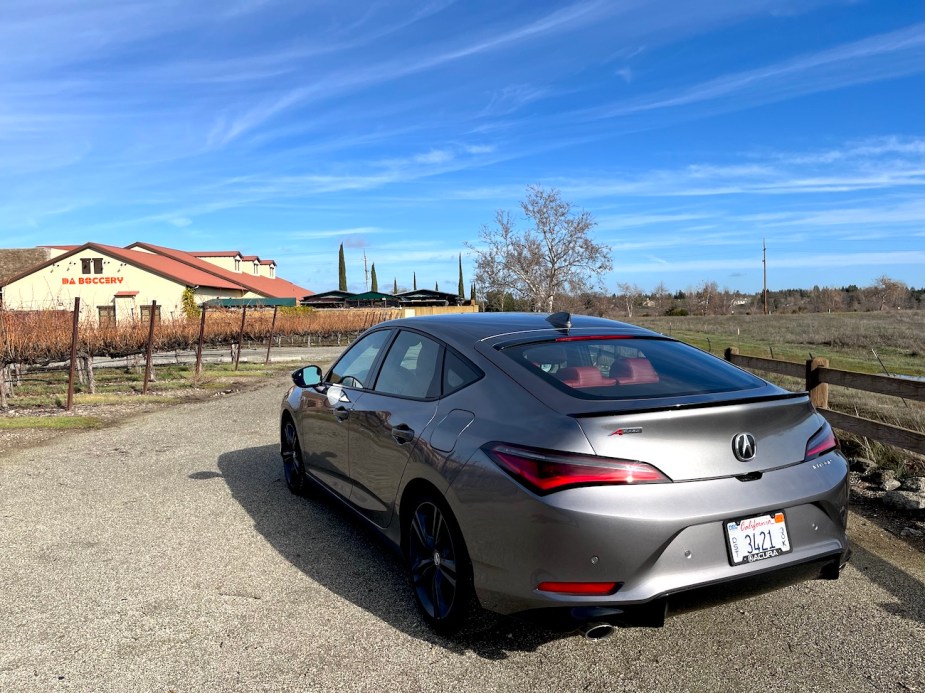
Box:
280;312;850;636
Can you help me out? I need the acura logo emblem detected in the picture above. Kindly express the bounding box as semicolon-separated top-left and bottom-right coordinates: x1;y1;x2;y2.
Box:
732;433;757;461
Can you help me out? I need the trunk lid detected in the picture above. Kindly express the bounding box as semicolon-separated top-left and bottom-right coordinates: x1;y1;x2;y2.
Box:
575;395;820;482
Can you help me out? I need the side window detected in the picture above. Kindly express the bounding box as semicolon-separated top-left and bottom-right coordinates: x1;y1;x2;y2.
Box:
443;350;481;395
98;305;115;327
139;304;161;324
374;331;443;399
329;330;391;388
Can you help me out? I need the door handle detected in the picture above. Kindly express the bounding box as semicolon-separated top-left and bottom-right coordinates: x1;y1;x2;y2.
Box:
334;406;350;422
391;425;414;444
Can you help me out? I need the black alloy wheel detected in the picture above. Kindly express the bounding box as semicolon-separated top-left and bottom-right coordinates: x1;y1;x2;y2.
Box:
406;494;472;632
281;419;306;495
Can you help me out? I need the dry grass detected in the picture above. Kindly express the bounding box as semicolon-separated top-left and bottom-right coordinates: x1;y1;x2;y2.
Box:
632;312;925;376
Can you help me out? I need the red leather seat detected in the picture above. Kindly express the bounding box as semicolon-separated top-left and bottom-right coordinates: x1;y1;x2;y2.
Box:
609;358;659;385
557;366;617;388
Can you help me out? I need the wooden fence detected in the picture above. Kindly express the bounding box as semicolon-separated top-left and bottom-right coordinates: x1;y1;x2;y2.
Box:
724;347;925;455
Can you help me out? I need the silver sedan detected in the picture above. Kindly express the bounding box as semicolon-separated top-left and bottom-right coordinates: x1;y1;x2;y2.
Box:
280;312;850;636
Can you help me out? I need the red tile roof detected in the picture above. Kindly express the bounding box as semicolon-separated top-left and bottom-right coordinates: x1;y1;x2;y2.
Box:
189;251;242;257
2;242;245;291
127;242;312;298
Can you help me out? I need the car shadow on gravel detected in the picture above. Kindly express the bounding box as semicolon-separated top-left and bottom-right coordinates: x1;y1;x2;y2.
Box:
214;444;580;660
849;544;925;626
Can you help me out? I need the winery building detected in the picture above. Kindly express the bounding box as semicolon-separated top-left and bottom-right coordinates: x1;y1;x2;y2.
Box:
0;242;311;323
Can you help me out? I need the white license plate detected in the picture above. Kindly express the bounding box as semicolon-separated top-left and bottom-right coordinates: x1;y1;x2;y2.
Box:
725;511;792;566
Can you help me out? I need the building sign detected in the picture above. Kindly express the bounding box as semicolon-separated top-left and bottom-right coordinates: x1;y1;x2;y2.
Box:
61;277;126;285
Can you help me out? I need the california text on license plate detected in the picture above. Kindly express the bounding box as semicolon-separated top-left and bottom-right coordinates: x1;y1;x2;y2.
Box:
725;511;792;566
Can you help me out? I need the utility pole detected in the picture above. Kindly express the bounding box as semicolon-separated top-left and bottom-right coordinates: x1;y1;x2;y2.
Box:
363;250;369;291
763;238;768;315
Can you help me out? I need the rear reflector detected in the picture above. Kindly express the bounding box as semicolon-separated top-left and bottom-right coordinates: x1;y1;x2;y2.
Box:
486;444;669;494
537;581;620;596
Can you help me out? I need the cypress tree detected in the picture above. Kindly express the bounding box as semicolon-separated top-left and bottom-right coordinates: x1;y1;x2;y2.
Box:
393;277;398;294
370;263;378;293
413;272;417;290
435;280;439;291
457;254;464;297
470;281;476;303
338;243;347;291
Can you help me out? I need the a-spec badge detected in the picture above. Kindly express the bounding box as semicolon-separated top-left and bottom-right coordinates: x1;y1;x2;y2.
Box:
609;427;643;437
732;433;757;461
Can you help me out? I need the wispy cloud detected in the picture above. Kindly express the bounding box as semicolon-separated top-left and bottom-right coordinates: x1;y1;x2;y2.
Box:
616;251;925;274
585;23;925;122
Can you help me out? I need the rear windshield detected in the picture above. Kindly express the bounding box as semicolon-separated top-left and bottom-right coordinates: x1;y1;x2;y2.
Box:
500;337;766;400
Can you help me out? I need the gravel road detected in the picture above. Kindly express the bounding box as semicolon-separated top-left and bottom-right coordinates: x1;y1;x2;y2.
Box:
1;371;923;692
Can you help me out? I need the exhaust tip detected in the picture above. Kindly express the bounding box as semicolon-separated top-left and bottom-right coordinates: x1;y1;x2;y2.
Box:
582;622;615;641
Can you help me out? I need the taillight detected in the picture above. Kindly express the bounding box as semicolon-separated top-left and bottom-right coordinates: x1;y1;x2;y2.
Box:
485;444;669;494
805;422;838;460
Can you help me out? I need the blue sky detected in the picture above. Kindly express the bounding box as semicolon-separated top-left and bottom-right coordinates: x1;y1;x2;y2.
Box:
2;0;924;296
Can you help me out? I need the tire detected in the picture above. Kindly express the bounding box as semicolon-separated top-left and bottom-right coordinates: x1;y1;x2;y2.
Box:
405;492;473;633
281;418;306;495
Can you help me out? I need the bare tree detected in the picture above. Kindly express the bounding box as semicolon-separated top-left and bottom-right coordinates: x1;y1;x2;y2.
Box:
651;281;670;314
616;282;643;318
469;186;612;312
821;287;843;313
871;275;907;310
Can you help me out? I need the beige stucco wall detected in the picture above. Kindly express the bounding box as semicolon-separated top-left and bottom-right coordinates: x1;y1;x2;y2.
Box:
1;248;246;322
196;255;241;273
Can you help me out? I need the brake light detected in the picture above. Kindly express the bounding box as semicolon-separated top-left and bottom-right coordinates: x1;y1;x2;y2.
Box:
537;581;620;596
805;423;838;460
486;444;669;494
555;335;636;342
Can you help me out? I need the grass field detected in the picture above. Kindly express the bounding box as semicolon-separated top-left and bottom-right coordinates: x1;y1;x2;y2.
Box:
631;312;924;376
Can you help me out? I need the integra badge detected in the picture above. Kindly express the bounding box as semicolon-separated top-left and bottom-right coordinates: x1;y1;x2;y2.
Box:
609;427;643;436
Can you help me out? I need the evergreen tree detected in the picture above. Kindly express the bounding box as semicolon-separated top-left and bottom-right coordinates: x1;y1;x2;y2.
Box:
413;272;417;291
393;277;398;294
338;243;347;291
370;263;378;292
470;281;476;303
457;253;465;297
435;280;439;291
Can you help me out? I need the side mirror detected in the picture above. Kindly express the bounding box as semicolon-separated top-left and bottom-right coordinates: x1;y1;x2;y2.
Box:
292;365;323;389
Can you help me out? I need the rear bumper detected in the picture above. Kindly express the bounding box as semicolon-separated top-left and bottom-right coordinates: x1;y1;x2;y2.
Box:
520;547;851;629
450;449;850;617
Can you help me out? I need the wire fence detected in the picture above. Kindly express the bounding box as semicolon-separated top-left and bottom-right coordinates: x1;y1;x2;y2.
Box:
0;305;399;409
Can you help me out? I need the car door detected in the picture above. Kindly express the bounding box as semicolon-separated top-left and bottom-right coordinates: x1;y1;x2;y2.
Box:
295;328;393;499
347;330;442;527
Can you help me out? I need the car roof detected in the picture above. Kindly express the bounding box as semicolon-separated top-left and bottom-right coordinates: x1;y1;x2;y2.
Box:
376;312;662;352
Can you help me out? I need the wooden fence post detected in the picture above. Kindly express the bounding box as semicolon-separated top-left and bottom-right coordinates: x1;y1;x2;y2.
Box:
265;305;278;366
142;301;157;395
806;356;829;409
234;305;247;371
0;364;9;410
195;304;207;376
66;297;80;411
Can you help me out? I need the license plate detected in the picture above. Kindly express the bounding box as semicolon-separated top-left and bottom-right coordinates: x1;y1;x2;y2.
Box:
725;511;792;566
